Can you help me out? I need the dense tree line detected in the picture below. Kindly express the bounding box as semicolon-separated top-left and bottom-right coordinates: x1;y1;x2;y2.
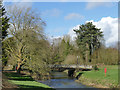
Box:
91;46;118;65
54;22;118;65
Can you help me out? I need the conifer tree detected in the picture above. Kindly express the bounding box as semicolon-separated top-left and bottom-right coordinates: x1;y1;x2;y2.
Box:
0;1;10;40
74;22;103;64
0;1;10;69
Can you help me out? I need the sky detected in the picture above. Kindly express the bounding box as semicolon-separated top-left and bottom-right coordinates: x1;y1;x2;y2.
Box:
3;1;118;47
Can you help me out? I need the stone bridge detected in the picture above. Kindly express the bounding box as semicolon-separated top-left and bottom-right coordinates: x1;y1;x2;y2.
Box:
49;64;93;69
49;64;93;77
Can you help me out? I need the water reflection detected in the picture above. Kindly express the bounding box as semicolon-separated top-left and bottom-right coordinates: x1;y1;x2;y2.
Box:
39;71;95;89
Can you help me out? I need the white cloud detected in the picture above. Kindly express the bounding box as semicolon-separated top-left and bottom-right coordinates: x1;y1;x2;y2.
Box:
68;25;79;41
4;0;33;2
86;0;117;1
47;36;63;45
68;17;118;47
59;0;69;2
86;17;118;47
86;2;115;10
4;1;33;9
3;0;118;2
86;2;105;10
42;8;62;17
64;13;84;20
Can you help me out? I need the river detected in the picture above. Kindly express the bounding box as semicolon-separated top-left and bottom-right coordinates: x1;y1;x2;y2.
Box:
38;71;97;89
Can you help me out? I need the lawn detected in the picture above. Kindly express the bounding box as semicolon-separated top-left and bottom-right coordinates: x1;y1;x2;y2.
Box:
3;71;53;89
76;65;119;88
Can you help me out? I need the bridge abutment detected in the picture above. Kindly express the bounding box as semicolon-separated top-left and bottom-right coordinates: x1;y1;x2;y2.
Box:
68;69;75;77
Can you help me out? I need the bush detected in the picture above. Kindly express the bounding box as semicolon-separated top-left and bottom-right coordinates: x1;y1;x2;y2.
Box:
93;65;99;71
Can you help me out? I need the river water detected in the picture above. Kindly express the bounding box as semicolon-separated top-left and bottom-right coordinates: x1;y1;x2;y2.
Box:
39;71;96;89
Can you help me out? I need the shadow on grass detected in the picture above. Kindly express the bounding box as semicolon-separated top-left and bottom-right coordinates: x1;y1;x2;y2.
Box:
8;77;34;81
3;72;54;89
76;72;83;79
2;87;55;90
2;84;55;90
4;72;26;77
19;85;46;88
3;72;34;81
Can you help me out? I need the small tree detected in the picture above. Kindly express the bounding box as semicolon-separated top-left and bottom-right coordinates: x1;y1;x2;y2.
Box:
74;22;103;64
58;36;73;64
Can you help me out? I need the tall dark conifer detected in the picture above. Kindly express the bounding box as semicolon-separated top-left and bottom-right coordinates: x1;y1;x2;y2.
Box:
0;1;10;69
0;1;10;40
74;22;103;64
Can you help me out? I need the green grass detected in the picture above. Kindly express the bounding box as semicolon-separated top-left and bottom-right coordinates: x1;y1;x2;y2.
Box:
8;80;51;88
3;72;53;89
77;65;119;88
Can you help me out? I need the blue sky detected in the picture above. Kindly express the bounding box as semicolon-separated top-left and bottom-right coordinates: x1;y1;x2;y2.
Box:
31;2;117;37
4;2;118;47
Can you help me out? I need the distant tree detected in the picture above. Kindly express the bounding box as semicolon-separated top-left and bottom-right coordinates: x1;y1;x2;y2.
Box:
91;46;118;65
74;22;103;64
57;36;73;64
49;35;73;65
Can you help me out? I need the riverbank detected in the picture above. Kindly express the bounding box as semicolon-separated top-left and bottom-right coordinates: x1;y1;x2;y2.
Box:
39;71;89;88
75;65;119;88
2;71;54;89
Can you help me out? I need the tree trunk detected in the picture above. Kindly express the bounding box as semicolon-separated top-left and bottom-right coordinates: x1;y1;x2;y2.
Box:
17;62;21;74
85;43;89;64
89;44;92;63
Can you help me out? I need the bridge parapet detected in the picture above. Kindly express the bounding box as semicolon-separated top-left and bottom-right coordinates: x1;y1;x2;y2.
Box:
49;64;92;69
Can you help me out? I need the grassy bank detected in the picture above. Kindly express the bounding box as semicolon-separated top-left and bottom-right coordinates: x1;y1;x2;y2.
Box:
76;65;119;88
3;71;53;89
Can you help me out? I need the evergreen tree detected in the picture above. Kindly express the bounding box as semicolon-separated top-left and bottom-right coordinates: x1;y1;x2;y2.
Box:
74;22;103;64
0;1;10;69
0;1;10;40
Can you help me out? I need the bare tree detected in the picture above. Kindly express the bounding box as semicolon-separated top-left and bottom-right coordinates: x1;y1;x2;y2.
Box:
5;5;46;74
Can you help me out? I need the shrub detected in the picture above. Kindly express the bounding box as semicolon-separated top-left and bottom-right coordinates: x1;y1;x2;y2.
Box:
93;65;99;71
